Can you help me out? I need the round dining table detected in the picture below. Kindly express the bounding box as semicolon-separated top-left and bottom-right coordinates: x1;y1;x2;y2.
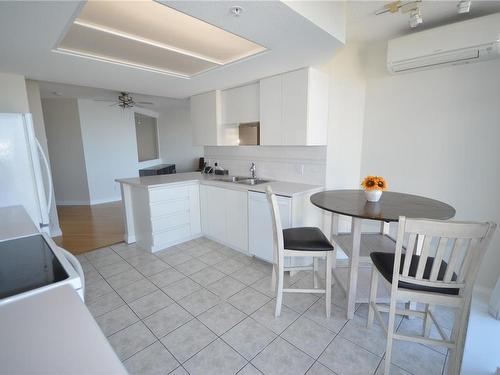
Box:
310;189;455;319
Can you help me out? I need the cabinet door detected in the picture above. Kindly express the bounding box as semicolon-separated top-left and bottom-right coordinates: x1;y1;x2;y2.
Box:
225;189;248;252
205;186;226;241
188;184;201;235
199;184;208;234
221;83;259;125
191;91;220;146
259;75;282;145
282;69;308;145
248;192;291;263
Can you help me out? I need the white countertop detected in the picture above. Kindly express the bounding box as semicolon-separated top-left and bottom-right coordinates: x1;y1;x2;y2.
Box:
116;172;322;197
0;205;39;241
0;285;127;375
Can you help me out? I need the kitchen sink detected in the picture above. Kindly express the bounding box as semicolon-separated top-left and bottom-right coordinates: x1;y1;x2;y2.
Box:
236;178;271;186
217;176;248;183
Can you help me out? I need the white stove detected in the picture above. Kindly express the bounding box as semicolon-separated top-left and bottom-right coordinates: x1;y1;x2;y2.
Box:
0;233;84;306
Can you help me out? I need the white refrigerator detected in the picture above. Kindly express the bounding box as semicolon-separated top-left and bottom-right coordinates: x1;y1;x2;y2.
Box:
0;113;54;234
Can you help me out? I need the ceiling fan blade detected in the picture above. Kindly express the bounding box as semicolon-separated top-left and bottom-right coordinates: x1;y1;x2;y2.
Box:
94;98;115;102
136;101;154;105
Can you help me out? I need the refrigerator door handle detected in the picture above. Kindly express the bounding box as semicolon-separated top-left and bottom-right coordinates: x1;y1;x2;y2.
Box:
35;138;53;214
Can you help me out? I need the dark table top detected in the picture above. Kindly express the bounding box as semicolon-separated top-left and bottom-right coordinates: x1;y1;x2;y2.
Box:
310;190;455;222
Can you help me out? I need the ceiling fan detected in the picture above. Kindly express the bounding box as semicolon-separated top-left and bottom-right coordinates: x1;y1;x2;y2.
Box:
94;92;154;109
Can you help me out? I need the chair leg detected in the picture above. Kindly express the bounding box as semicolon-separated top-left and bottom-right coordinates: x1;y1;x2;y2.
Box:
447;303;469;375
424;304;432;337
313;257;319;289
325;252;332;318
331;246;337;286
275;268;284;317
271;265;276;292
367;267;379;329
384;291;398;375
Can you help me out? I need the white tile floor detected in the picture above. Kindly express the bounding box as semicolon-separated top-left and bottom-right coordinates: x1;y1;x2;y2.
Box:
80;238;453;375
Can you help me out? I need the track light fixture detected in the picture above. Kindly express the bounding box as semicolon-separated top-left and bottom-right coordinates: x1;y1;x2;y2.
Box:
375;1;424;28
457;0;472;14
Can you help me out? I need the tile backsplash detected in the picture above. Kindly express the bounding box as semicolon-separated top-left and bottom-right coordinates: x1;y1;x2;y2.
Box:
204;146;326;186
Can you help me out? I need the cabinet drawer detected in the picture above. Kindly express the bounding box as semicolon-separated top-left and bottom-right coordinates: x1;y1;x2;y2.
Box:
150;199;189;217
149;186;189;203
151;211;190;233
153;225;191;247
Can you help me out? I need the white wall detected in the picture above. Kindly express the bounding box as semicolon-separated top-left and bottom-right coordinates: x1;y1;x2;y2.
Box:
325;44;366;190
0;73;30;112
42;98;90;205
204;145;326;185
158;102;203;172
77;99;140;204
25;80;61;235
360;44;500;290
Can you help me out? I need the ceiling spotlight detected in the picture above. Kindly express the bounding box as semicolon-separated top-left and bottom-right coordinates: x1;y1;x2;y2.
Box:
457;0;471;14
230;6;243;17
409;8;423;28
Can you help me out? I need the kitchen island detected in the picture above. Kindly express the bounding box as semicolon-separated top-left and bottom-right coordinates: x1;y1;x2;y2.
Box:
116;172;323;259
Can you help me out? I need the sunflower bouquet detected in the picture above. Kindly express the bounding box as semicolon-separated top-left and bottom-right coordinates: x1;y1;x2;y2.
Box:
361;176;387;202
361;176;387;191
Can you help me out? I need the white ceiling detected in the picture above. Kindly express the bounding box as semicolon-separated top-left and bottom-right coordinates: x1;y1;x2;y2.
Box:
346;1;500;43
38;81;187;111
4;1;499;103
0;1;343;99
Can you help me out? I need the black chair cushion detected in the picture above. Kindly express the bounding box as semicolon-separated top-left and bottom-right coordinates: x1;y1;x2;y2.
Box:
370;252;459;295
283;227;334;252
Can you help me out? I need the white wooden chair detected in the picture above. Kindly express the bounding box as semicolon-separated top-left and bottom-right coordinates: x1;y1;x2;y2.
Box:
367;216;496;375
266;186;335;317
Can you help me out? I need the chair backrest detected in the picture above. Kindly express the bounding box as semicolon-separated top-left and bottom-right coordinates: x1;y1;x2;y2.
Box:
266;186;284;269
393;216;496;298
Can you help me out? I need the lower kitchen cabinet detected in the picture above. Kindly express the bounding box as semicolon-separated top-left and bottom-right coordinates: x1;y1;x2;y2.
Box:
122;182;201;252
200;185;248;252
248;191;322;266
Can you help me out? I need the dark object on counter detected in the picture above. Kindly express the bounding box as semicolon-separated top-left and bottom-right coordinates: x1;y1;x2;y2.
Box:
197;157;205;172
214;169;229;175
139;164;176;177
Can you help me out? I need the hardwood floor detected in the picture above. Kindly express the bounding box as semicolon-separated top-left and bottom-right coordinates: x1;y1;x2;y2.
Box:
53;201;124;255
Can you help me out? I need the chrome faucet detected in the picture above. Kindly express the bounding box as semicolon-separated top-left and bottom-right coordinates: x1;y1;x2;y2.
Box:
249;162;256;179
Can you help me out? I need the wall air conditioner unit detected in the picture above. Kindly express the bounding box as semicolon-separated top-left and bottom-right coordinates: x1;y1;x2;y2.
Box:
387;12;500;74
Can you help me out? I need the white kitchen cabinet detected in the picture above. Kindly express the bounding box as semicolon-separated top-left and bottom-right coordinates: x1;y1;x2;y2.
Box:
225;188;248;251
123;182;201;252
221;83;259;125
260;67;328;145
200;185;248;252
259;75;282;145
191;90;222;146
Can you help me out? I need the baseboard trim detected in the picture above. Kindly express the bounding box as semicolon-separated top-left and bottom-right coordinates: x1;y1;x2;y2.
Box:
50;227;63;237
56;200;91;206
89;198;122;205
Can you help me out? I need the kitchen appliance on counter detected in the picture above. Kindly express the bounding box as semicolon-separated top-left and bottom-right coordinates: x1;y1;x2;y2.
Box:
0;232;84;305
139;163;176;176
0;113;55;235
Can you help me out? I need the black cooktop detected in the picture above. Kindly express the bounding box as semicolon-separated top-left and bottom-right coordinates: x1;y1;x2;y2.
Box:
0;235;68;299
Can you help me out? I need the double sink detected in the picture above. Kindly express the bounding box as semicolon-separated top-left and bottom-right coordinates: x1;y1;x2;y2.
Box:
216;176;270;186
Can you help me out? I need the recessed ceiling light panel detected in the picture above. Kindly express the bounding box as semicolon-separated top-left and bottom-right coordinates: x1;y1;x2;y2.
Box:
55;0;266;77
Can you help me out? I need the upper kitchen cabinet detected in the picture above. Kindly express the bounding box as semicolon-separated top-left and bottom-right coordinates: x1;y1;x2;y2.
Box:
260;68;329;145
221;83;259;125
191;90;222;146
